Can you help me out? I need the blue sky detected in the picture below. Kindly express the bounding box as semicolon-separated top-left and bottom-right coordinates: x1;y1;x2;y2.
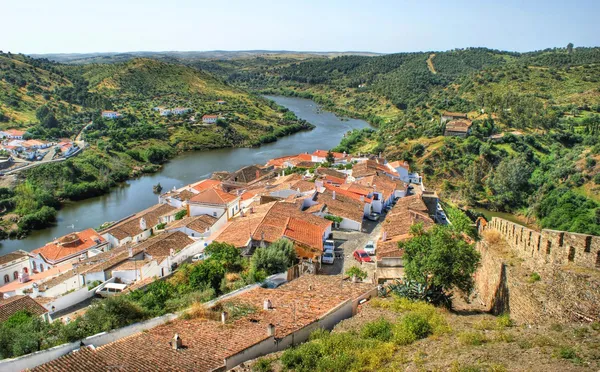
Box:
2;0;598;54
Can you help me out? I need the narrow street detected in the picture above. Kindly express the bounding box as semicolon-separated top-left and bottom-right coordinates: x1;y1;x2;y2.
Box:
319;216;382;283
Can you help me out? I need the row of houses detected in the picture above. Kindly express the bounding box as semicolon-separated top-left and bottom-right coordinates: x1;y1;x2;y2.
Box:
0;138;76;160
103;109;221;124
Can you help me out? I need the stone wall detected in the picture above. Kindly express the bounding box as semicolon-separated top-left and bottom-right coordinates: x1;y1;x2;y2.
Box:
485;217;600;271
474;218;600;324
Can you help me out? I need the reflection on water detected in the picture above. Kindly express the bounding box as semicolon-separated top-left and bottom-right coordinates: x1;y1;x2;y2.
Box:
0;96;371;254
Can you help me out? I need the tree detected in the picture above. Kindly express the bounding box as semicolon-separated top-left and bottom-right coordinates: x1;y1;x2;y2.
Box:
566;43;574;54
250;238;297;275
400;224;480;295
326;150;335;163
204;242;242;272
486;155;533;210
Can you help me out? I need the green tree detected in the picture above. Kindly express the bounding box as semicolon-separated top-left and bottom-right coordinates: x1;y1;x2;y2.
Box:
566;42;574;54
486;155;533;210
204;242;242;272
250;238;297;275
326;150;335;163
400;224;480;295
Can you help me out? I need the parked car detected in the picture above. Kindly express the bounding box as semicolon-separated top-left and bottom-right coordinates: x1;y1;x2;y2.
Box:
261;277;287;289
366;212;380;221
353;249;372;263
364;240;376;255
323;239;335;253
322;251;335;265
192;253;206;262
96;283;127;298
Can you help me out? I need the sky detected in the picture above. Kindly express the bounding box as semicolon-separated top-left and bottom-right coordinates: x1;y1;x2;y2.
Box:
1;0;599;54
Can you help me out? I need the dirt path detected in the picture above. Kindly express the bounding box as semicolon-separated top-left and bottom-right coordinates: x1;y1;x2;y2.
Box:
427;53;437;74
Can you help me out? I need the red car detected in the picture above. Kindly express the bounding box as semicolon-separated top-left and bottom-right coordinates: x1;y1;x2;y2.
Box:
353;249;372;263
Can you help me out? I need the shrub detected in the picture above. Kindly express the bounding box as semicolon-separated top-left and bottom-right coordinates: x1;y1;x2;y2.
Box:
458;331;488;346
360;318;393;342
346;266;368;281
496;314;513;329
528;272;541;283
482;229;501;244
252;357;274;372
556;346;577;360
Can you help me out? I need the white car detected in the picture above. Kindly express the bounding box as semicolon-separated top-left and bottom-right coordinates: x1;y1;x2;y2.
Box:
192;253;206;262
323;239;335;253
364;240;376;255
95;283;127;298
322;252;335;265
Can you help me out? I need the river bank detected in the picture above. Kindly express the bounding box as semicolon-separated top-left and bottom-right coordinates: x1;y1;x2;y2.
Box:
0;96;372;254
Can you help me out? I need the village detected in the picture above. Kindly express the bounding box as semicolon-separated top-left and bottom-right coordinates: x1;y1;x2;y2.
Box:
0;143;456;369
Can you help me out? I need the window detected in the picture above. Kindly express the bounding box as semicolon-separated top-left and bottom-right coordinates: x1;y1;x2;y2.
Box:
32;261;37;271
13;271;18;280
23;267;28;274
213;212;217;217
40;265;44;272
3;275;8;284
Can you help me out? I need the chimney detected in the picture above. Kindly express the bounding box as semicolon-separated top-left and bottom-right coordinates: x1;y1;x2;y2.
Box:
332;191;336;200
221;311;228;324
255;169;260;180
170;334;182;350
382;231;388;242
267;323;275;337
360;195;365;202
263;299;272;310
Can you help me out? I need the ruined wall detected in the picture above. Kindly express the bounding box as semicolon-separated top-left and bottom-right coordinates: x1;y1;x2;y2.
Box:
474;218;600;324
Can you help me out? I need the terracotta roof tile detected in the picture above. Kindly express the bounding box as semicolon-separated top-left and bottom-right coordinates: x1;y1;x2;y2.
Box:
31;229;106;265
0;295;47;323
31;276;375;372
0;249;29;265
104;204;177;241
165;215;218;234
190;187;238;205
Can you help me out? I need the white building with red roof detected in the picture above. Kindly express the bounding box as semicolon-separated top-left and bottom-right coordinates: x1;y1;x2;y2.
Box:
188;183;241;220
0;129;26;140
29;229;108;272
202;114;218;124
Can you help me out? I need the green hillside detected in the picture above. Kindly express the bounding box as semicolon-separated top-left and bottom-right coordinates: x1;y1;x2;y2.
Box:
0;55;312;239
210;46;600;234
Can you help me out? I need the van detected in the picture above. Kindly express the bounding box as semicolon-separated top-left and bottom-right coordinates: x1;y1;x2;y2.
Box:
95;283;128;297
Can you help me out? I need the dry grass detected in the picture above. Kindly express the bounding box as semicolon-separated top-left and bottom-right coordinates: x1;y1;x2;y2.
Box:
482;229;502;244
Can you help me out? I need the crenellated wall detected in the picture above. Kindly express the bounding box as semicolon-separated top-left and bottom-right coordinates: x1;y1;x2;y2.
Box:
483;217;600;271
474;217;600;324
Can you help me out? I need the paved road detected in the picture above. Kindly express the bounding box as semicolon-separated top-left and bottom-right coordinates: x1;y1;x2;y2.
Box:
320;217;382;283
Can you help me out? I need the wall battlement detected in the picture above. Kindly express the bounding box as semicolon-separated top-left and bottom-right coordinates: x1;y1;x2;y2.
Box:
482;217;600;271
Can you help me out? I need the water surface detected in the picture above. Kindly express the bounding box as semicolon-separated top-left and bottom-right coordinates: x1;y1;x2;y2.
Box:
0;96;371;254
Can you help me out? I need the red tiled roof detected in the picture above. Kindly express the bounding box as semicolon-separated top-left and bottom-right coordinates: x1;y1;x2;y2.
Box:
323;183;372;203
445;119;473;133
202;114;218;119
31;229;106;265
388;160;410;171
191;179;222;193
190;186;238;205
0;295;48;323
104;204;176;241
312;150;347;159
31;275;375;372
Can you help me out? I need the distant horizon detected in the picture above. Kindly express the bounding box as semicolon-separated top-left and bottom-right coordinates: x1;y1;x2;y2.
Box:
21;44;600;58
2;1;598;55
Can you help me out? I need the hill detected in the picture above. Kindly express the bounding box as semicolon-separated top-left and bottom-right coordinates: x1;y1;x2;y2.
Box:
211;46;600;234
29;50;383;64
0;55;312;239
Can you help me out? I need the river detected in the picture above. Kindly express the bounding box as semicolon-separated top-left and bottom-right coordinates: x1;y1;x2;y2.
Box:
0;96;371;254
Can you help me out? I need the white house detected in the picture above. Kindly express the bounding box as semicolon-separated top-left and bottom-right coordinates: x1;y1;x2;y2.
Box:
101;203;177;248
0;250;31;286
0;129;26;140
202;114;218;124
165;214;220;238
188;186;241;220
101;111;120;119
172;107;190;115
29;229;109;272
